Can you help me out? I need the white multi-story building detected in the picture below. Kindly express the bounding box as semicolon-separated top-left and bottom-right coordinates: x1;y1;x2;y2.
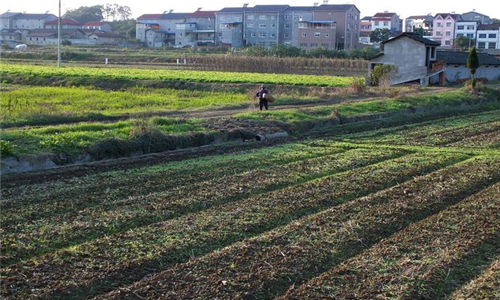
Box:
455;21;479;39
371;12;401;33
477;24;500;50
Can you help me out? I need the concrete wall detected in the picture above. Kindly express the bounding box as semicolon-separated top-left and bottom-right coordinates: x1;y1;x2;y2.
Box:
215;12;244;47
444;65;500;82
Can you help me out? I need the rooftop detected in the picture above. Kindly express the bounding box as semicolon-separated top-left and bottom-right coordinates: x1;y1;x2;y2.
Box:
383;32;441;46
251;5;290;12
437;50;500;65
313;4;359;12
434;13;462;20
45;18;81;26
0;12;22;18
478;24;500;30
189;11;216;18
13;13;56;19
83;21;110;26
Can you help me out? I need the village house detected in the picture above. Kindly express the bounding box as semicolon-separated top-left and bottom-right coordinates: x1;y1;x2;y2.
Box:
431;51;500;83
136;12;190;47
368;32;500;86
461;11;491;25
44;18;82;30
371;12;402;33
405;15;433;36
25;29;86;45
297;20;337;50
476;24;500;51
175;10;216;47
432;13;462;47
368;32;440;86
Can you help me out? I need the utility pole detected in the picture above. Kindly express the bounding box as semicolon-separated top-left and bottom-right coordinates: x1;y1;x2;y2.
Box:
57;0;62;67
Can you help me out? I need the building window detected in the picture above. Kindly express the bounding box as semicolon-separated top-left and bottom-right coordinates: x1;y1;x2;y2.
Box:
302;32;306;37
321;43;329;47
374;21;379;26
437;22;442;27
479;33;487;38
247;15;255;20
259;32;266;38
489;42;497;49
314;32;320;37
467;33;474;38
445;40;451;45
445;31;451;36
259;24;266;28
270;33;276;38
259;42;265;46
284;33;290;38
259;15;267;20
478;42;486;49
285;15;290;20
299;43;307;47
284;24;290;29
446;22;451;27
383;21;388;26
457;25;464;30
310;43;318;47
436;31;442;36
325;33;329;37
489;34;497;38
251;32;256;37
247;23;254;28
467;25;475;30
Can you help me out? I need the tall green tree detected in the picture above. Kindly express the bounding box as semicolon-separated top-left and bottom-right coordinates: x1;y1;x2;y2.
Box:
467;46;479;88
370;28;391;43
64;5;103;23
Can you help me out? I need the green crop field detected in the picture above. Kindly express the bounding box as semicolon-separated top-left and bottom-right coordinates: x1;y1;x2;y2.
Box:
0;85;250;127
2;107;500;300
0;63;355;87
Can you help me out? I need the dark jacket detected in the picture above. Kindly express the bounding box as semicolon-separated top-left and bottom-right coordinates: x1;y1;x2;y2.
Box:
256;89;270;99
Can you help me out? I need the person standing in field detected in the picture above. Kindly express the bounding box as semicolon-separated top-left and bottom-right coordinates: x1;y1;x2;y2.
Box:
255;85;270;111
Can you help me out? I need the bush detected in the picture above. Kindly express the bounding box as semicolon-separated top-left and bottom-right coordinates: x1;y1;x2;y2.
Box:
348;77;367;95
370;64;397;87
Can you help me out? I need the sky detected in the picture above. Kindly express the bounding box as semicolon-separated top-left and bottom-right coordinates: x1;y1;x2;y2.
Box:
1;0;499;20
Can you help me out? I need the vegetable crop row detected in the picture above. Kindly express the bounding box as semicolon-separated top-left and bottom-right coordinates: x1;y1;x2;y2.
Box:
1;152;454;299
3;147;375;265
98;156;500;300
282;179;500;300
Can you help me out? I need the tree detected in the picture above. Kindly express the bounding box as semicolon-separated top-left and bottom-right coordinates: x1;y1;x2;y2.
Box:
492;18;500;24
102;3;132;21
370;28;391;43
467;47;479;89
64;5;103;23
414;27;425;37
455;35;473;51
